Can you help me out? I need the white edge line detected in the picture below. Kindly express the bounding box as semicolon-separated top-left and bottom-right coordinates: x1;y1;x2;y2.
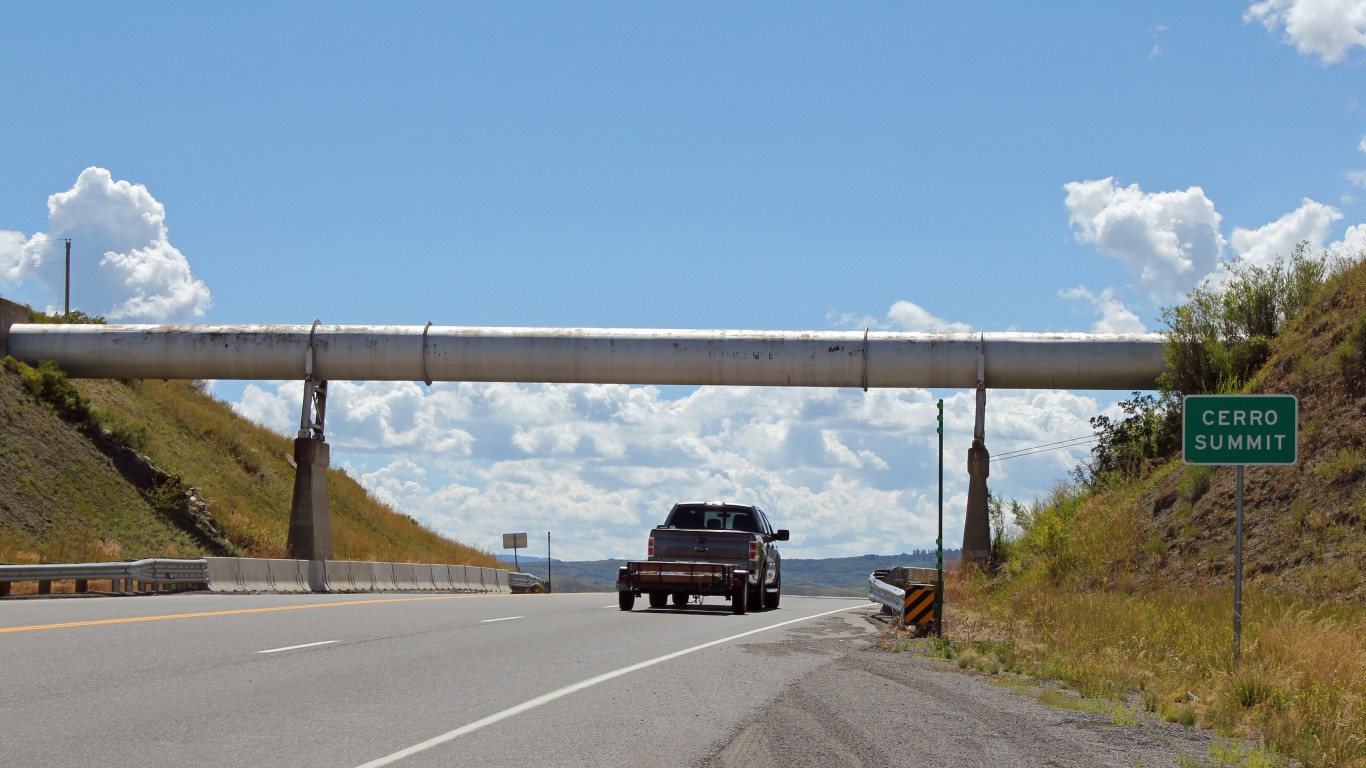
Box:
479;616;524;624
256;640;338;654
353;603;869;768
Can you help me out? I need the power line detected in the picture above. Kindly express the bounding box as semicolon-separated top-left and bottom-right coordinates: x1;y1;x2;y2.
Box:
0;236;70;246
0;260;65;270
991;437;1097;463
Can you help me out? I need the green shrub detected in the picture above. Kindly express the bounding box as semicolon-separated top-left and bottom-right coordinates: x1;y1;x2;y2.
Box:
4;358;93;424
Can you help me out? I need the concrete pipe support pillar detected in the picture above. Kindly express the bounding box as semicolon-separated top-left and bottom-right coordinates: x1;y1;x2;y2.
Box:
962;437;991;564
961;364;992;565
288;437;333;561
288;329;333;564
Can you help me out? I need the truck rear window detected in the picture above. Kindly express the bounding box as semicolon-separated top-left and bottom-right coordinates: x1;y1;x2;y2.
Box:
668;507;760;533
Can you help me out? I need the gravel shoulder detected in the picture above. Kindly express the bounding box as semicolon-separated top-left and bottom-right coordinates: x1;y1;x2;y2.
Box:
702;612;1252;768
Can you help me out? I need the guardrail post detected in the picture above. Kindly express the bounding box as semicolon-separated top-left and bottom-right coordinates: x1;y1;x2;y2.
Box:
38;580;51;595
75;579;88;593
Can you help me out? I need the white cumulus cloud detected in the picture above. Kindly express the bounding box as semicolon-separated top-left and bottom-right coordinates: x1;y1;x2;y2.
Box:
826;299;972;332
1064;177;1226;300
228;374;1114;561
0;167;211;321
1058;286;1147;333
1333;223;1366;255
1230;198;1342;266
1245;0;1366;64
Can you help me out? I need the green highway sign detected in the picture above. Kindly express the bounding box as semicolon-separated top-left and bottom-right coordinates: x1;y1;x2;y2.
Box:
1183;394;1298;466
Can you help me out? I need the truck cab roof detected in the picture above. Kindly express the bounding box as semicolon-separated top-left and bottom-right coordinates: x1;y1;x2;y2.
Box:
664;502;770;534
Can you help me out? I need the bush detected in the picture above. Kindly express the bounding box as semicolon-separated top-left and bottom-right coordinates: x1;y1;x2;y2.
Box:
1160;244;1337;397
4;357;92;424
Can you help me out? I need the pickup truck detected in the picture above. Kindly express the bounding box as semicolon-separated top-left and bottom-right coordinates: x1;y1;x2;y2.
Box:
616;501;789;615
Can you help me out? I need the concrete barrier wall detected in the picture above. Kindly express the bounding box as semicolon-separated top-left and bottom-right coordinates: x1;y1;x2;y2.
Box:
351;561;376;591
416;563;439;591
267;559;309;592
450;565;471;592
238;558;274;591
203;557;512;595
205;557;245;592
392;562;419;590
323;560;354;592
372;562;400;592
414;563;439;591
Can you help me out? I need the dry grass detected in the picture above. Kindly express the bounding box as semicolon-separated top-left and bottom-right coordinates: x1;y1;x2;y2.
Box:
938;577;1366;767
2;361;500;570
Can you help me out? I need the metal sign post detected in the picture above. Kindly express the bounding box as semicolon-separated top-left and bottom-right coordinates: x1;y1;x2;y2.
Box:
502;532;528;571
1182;395;1297;663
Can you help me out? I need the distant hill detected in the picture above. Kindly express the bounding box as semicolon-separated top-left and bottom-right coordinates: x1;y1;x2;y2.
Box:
507;551;957;595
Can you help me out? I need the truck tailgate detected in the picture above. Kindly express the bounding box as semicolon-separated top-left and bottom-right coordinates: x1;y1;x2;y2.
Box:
652;528;752;564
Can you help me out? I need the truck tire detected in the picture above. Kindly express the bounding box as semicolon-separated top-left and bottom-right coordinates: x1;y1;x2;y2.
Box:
648;591;668;609
671;591;688;607
732;585;747;615
619;590;635;611
749;582;763;612
764;571;786;606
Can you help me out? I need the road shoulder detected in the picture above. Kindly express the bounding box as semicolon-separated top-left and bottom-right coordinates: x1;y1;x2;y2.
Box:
704;615;1258;768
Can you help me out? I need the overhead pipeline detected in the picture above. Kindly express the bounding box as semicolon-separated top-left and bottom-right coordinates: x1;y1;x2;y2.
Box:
5;324;1167;390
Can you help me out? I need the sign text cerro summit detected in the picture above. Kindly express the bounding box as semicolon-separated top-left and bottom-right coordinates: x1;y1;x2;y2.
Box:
1182;395;1298;466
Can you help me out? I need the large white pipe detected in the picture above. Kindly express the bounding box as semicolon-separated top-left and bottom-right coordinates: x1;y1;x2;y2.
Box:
5;324;1167;390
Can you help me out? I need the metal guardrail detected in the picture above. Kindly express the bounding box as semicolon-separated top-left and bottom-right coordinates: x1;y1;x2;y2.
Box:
869;568;940;634
868;574;908;615
0;558;210;596
507;572;546;593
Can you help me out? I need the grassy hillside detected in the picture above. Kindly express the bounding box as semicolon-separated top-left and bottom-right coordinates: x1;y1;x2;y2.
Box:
0;339;500;570
935;252;1366;767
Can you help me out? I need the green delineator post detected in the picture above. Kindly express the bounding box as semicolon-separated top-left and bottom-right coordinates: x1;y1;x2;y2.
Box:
935;398;944;639
1182;394;1297;664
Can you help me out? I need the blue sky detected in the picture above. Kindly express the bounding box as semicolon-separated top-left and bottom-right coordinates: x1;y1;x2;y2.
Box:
3;3;1365;560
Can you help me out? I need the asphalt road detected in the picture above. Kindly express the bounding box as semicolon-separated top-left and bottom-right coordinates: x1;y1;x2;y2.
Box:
3;591;1238;767
1;591;875;767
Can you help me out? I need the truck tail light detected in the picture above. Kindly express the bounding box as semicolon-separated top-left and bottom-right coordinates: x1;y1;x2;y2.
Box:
749;541;759;562
648;535;655;557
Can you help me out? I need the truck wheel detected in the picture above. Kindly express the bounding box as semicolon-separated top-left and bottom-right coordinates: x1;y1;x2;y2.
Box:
648;591;668;609
764;573;786;609
766;583;781;610
749;583;763;612
619;591;635;611
732;585;747;615
671;591;688;607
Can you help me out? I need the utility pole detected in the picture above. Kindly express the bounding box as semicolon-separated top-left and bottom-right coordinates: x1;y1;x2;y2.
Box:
63;239;71;316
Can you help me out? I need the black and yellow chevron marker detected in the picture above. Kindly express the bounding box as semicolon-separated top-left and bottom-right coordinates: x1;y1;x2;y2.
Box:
902;583;936;627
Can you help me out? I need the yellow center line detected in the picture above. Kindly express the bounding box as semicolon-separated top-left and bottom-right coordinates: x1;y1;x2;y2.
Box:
0;594;494;634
